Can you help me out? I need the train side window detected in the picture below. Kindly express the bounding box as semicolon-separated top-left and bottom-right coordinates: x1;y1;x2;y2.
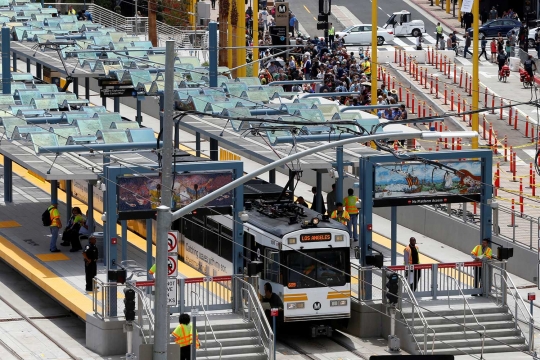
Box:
191;217;205;246
206;218;220;254
264;248;280;283
221;226;233;262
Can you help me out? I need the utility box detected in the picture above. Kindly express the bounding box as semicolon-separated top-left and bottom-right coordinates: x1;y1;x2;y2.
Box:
387;335;400;352
197;1;211;25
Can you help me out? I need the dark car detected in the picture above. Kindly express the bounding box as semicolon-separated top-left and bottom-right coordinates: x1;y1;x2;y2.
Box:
467;19;522;38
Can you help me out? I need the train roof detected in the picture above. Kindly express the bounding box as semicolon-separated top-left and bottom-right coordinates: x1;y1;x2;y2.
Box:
243;206;349;238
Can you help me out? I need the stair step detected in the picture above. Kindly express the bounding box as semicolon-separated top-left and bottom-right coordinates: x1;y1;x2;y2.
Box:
403;306;506;318
200;336;262;348
198;344;265;357
414;320;517;332
410;313;513;326
429;336;526;349
422;328;521;341
430;345;529;355
199;328;260;340
197;354;267;360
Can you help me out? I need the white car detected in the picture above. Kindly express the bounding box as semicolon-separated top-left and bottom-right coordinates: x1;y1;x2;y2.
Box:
383;10;425;37
335;24;394;46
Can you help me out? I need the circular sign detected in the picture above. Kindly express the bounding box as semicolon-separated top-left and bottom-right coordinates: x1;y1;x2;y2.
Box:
168;232;178;252
280;36;285;41
167;257;177;276
313;302;321;310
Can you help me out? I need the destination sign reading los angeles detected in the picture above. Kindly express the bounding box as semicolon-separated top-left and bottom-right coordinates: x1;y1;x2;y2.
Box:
300;233;332;242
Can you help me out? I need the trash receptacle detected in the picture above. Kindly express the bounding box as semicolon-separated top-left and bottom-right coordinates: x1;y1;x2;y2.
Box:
91;232;104;264
509;57;521;72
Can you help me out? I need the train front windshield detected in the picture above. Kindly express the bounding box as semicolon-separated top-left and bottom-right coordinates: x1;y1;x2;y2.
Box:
285;249;349;289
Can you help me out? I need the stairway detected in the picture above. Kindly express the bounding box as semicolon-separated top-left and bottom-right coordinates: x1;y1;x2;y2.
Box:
170;313;268;360
402;300;529;355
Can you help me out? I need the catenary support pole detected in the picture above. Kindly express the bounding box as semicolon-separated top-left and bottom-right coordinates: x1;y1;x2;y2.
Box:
146;219;153;280
391;206;397;265
2;27;11;96
336;146;344;202
66;180;72;224
371;0;378;105
471;0;479;149
87;183;94;232
161;40;175;208
209;21;218;87
153;205;172;360
3;157;12;203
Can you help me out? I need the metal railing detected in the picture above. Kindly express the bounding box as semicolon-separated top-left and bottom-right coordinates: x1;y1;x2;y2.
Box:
178;276;232;313
447;278;486;359
489;263;535;351
430;203;540;250
233;276;275;360
131;281;156;343
92;277;126;319
383;269;436;355
190;290;223;359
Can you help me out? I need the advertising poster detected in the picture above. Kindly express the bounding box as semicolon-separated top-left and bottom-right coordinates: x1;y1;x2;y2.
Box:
117;172;233;215
374;161;482;207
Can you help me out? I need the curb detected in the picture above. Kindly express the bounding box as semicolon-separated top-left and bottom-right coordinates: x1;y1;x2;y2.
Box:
410;0;463;35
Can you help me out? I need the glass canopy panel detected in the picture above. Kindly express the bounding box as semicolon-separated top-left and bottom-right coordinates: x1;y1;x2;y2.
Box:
2;117;27;138
313;104;340;118
111;122;140;129
75;119;103;136
127;128;156;143
29;131;59;153
100;130;130;144
94;113;123;129
237;77;261;86
294;109;326;123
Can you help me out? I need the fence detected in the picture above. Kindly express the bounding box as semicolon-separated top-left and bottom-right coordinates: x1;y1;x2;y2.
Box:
92;277;127;319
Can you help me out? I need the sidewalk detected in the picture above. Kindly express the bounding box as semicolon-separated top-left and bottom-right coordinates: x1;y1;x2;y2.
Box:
411;0;465;35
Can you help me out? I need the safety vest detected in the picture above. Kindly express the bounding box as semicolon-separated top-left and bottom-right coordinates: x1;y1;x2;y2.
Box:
331;210;350;225
471;245;492;259
149;264;156;275
436;25;443;34
404;245;419;265
172;323;200;348
343;196;359;215
362;61;371;75
328;27;335;36
48;206;61;227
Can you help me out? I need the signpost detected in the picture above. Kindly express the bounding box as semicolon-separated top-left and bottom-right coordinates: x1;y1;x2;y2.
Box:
271;308;278;360
274;2;289;45
167;256;178;277
166;278;177;306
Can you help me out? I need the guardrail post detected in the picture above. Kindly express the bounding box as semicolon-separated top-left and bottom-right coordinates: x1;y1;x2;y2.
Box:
431;264;438;300
179;278;185;314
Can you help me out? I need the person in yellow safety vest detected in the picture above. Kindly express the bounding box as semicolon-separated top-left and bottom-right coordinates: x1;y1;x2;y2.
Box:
68;5;76;15
148;263;156;278
470;238;492;295
172;313;200;360
435;22;443;44
328;23;335;47
331;202;350;226
362;58;371;79
343;188;359;243
403;237;421;291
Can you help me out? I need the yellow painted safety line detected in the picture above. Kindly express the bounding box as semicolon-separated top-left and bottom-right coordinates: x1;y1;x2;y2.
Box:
0;235;95;320
303;5;311;13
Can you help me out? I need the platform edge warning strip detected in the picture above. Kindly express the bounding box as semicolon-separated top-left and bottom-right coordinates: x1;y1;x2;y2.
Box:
0;235;92;320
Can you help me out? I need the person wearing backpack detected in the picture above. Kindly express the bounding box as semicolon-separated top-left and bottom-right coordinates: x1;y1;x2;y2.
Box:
46;200;62;252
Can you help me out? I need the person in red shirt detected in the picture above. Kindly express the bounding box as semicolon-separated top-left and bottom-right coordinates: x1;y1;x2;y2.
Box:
490;38;497;63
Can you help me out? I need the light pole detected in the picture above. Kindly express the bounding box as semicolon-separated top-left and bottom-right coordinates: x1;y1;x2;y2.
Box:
471;0;479;149
371;0;378;105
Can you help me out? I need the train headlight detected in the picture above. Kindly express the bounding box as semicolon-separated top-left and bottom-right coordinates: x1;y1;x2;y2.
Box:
287;237;297;244
330;300;348;307
335;235;344;242
311;217;319;226
287;302;305;310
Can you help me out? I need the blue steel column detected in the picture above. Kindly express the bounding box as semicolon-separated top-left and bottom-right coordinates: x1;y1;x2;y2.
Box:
3;157;12;203
146;219;153;279
26;57;30;73
36;63;42;79
85;78;90;100
390;206;397;265
121;220;127;261
113;90;120;112
232;162;244;274
336;146;344;202
104;165;118;317
195;132;201;157
3;27;11;95
210;138;218;161
12;52;16;72
269;169;276;184
480;153;493;242
66;180;72;224
51;180;58;203
136;99;142;125
208;21;218;88
87;182;94;232
73;77;79;97
359;156;373;300
315;171;322;213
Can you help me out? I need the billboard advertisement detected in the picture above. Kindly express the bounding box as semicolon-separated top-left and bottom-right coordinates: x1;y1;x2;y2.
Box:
374;161;482;207
117;172;233;217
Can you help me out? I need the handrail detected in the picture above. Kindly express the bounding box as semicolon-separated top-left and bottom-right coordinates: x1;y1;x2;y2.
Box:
190;290;223;359
395;272;436;355
129;283;155;343
233;276;274;360
493;272;535;351
447;277;486;359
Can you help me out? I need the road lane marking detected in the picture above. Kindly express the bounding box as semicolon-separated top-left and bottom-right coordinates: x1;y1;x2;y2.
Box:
303;5;310;13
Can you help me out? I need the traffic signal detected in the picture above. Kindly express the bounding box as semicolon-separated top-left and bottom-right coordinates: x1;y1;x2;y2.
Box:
319;0;331;15
385;273;399;305
124;288;136;321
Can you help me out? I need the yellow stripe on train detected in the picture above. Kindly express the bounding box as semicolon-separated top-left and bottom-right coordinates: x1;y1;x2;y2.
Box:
327;291;351;299
283;294;308;302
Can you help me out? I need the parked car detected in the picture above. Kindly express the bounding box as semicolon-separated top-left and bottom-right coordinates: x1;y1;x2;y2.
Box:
467;18;521;38
506;26;538;48
335;24;394;45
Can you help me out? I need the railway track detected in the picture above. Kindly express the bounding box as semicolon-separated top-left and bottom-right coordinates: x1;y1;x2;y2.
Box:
279;331;371;360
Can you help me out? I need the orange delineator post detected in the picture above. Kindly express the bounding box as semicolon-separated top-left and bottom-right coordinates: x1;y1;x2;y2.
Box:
525;117;530;137
500;98;503;119
519;178;524;216
435;77;439;98
510;199;516;226
451;90;454;111
464;72;468;92
504;136;508;161
491;93;495;114
453;63;457;83
530;163;534;188
462;99;466;121
457;138;462;150
495;162;500;196
489;123;493;145
483;116;487;140
533;173;536;197
509;105;513;126
468;77;472;96
411;94;415;113
424;69;428;89
512;151;517;182
406;89;410;108
444;84;447;104
514;110;518;130
457;94;461;115
484;87;488;108
532;124;536;142
460;68;463;87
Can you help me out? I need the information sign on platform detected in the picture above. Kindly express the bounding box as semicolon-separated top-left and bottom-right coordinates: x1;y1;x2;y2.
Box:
168;256;178;277
100;88;139;98
167;278;177;306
